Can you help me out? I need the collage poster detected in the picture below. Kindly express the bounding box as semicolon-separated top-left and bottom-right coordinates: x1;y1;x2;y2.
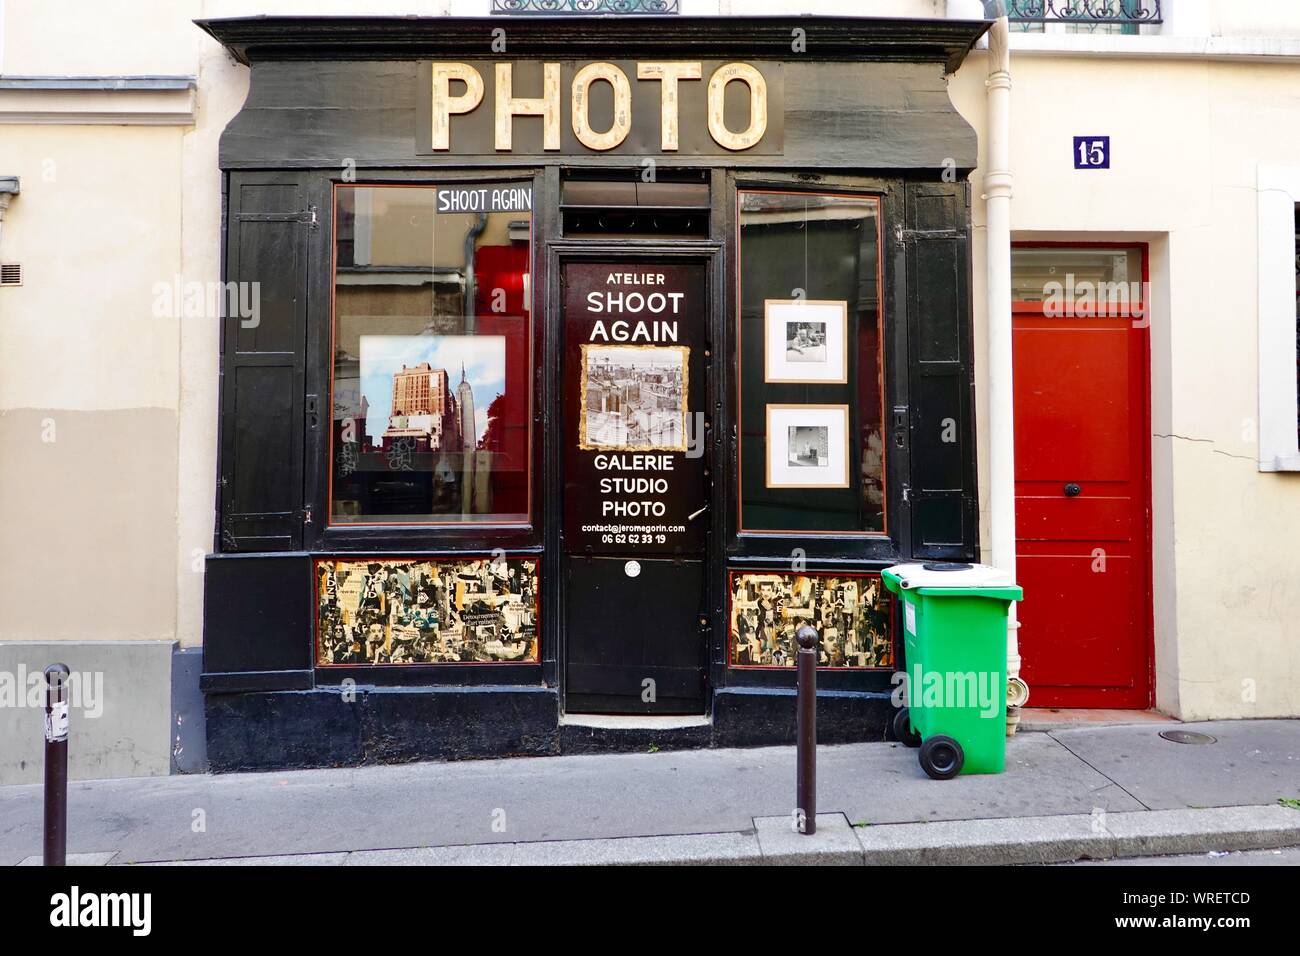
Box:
729;572;893;669
317;557;539;665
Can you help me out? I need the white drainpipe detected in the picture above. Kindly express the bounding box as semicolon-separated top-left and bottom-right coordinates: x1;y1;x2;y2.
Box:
980;13;1029;733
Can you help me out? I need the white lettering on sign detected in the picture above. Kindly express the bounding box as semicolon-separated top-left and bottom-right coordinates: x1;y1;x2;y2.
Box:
599;477;670;494
586;290;683;314
430;61;769;153
601;500;667;517
437;185;533;213
593;454;676;471
587;320;680;343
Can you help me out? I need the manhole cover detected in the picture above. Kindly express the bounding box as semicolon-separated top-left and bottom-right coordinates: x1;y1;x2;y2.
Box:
1159;730;1217;745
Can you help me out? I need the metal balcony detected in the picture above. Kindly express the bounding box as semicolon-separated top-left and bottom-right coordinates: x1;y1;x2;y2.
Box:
1006;1;1162;27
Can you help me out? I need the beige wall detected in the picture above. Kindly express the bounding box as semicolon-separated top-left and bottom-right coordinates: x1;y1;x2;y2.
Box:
951;52;1300;720
0;126;184;643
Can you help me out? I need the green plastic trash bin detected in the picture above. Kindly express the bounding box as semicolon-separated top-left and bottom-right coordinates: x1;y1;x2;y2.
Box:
882;562;1023;779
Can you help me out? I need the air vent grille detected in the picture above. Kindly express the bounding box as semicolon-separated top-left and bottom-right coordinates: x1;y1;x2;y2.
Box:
0;263;20;286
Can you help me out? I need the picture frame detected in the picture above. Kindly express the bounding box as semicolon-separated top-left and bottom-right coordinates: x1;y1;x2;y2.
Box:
762;299;848;384
765;403;850;489
578;343;690;451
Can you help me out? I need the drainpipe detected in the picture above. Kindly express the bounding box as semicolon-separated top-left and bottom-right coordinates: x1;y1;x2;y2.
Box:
462;211;488;335
980;7;1030;733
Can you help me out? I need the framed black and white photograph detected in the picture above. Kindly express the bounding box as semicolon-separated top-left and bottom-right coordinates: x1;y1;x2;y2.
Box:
765;403;850;488
579;344;689;451
763;299;848;384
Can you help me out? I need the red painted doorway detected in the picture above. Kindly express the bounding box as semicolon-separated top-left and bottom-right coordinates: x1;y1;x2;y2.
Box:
1011;244;1153;708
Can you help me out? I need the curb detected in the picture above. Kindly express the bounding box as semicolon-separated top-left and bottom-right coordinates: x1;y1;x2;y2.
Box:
122;805;1300;866
855;805;1300;865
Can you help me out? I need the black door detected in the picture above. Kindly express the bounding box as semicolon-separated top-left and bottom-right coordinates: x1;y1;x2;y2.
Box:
561;259;709;714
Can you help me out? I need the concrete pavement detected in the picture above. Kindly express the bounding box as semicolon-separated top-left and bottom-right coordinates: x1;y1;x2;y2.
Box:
1;719;1296;865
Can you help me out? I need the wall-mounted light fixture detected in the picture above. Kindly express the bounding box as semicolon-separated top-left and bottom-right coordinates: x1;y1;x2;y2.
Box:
0;176;20;286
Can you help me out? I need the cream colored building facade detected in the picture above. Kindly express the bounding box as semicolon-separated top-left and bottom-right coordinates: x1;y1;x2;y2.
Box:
0;0;1296;781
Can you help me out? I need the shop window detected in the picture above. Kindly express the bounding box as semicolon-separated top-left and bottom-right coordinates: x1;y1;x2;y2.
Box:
560;172;710;238
316;556;539;666
330;184;533;525
728;571;893;670
737;190;884;534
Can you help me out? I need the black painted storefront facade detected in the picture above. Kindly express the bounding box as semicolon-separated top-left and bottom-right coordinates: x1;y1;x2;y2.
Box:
197;14;989;771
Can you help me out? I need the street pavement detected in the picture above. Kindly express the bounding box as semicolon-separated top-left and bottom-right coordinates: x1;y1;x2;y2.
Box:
0;719;1296;865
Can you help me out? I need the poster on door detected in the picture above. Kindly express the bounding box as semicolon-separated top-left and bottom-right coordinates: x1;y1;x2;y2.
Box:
563;262;707;556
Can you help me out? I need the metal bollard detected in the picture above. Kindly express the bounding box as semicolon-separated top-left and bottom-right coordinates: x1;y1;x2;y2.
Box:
795;625;817;835
44;663;70;867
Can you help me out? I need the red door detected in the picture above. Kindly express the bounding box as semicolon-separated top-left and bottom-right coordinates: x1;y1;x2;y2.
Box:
1012;244;1152;708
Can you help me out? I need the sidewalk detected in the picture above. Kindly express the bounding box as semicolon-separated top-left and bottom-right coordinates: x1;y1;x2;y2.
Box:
2;719;1296;865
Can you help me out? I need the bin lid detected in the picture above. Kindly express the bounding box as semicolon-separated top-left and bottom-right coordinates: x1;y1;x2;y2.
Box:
882;562;1022;600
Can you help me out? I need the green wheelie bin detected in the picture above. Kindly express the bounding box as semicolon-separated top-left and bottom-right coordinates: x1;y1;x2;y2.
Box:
882;562;1023;779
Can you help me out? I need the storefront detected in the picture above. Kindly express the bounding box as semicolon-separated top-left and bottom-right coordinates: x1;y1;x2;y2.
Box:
197;14;990;770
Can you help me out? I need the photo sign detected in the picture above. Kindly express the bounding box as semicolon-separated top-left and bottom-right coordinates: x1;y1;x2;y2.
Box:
418;60;783;156
563;262;707;556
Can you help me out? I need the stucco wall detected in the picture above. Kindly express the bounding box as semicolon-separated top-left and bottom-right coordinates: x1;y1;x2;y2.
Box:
950;52;1300;720
0;126;184;644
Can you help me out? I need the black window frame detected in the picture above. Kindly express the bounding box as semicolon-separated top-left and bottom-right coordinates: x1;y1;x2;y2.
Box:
304;167;546;557
723;173;909;568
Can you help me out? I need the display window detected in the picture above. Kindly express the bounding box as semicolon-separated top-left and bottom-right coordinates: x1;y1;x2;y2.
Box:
315;556;540;666
736;190;886;534
329;184;533;526
728;570;894;671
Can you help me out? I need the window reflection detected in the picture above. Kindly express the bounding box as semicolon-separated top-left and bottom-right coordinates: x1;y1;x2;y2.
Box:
738;191;885;534
330;185;532;525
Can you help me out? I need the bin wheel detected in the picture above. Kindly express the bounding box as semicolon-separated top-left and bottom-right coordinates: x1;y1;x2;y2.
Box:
893;708;922;748
919;735;964;780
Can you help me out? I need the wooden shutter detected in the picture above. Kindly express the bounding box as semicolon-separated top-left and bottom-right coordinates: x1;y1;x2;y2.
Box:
904;182;978;560
218;173;313;552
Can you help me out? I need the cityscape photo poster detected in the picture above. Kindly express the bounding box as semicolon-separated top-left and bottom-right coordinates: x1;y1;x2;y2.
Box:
358;333;506;456
579;344;689;451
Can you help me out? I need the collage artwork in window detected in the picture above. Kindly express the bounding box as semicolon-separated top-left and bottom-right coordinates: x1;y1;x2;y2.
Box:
316;556;540;665
729;571;892;669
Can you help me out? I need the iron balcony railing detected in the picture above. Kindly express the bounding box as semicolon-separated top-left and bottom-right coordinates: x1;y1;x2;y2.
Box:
1006;1;1162;26
491;0;679;13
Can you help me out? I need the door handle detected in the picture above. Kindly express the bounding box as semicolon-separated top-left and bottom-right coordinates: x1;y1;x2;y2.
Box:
1063;483;1082;498
687;503;709;521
